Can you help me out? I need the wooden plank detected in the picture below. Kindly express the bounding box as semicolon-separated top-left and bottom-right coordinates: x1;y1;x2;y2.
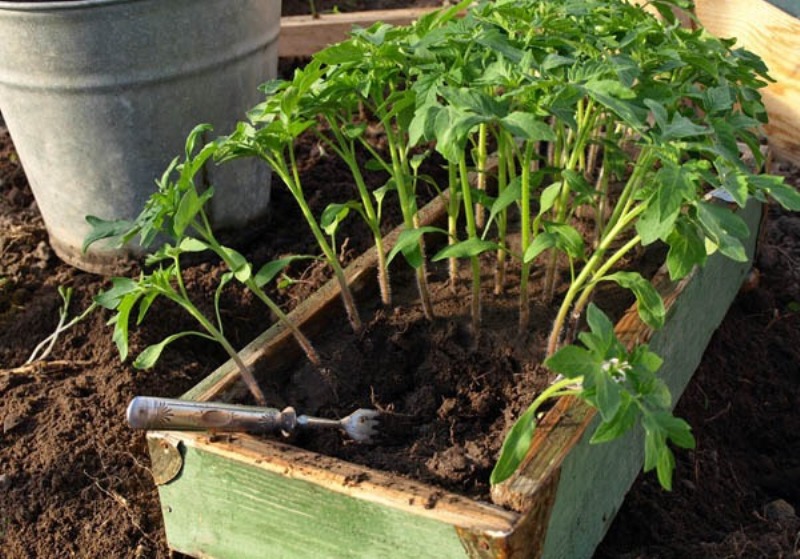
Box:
491;200;762;558
695;0;800;165
765;0;800;18
157;432;517;559
279;8;437;57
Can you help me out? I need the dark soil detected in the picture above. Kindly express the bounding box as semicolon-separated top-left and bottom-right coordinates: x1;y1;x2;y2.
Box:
1;2;799;558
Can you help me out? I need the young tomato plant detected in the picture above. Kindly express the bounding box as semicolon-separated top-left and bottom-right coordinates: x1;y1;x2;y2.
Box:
213;66;364;334
491;304;695;489
93;240;270;406
86;125;325;404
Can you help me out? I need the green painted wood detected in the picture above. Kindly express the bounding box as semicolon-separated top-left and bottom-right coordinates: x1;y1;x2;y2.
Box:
539;201;762;559
766;0;800;19
158;442;471;559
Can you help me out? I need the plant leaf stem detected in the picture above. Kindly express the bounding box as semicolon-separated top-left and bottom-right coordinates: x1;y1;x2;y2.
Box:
315;123;392;306
547;203;646;356
166;253;268;405
525;376;583;421
458;152;483;334
448;160;461;291
474;122;489;230
518;140;536;331
494;131;510;295
603;146;655;236
195;212;323;367
543;99;599;302
262;143;363;333
26;289;98;365
383;112;435;320
567;233;642;341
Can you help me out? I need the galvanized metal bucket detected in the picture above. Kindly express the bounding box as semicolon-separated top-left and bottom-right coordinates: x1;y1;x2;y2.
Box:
0;0;280;273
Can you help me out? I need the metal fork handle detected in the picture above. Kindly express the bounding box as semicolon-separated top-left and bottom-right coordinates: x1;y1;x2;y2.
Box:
126;396;298;434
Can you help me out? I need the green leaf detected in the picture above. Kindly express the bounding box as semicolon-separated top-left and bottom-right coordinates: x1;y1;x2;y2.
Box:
500;112;556;142
320;202;359;236
545;345;601;379
133;331;203;369
254;255;316;288
749;174;800;211
175;186;215;237
490;406;537;485
562;169;593;197
695;202;750;262
178;238;209;253
221;247;252;283
636;163;694;245
538;182;562;216
94;277;139;310
585;303;615;354
662;114;709;141
486;177;521;231
132;288;158;326
83;216;136;252
387;226;446;268
185;124;214;160
543;222;585;259
665;219;707;280
602;271;666;329
592;367;622;422
591;395;638;444
523;233;556;263
432;238;501;261
111;290;143;362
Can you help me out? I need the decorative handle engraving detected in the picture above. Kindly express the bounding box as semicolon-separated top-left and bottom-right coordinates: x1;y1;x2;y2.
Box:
126;397;297;434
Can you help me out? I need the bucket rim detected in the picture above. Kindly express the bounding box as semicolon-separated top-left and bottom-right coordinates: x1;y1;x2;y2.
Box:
0;0;157;13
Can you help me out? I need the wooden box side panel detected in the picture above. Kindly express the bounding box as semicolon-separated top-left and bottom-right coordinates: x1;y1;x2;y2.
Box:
539;201;761;559
158;443;472;559
696;0;800;165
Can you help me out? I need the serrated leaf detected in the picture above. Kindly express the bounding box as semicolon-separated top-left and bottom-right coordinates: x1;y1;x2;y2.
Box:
500;112;556;142
83;216;135;252
545;345;601;379
603;271;665;329
749;174;800;211
666;219;707;279
591;395;638;444
695;202;749;262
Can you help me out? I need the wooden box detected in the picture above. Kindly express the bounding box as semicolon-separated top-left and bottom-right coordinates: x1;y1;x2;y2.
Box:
145;195;762;559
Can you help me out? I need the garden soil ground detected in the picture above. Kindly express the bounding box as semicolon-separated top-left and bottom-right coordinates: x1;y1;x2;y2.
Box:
2;2;800;558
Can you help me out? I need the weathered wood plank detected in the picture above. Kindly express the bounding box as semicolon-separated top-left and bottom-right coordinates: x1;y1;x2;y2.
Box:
157;432;517;559
695;0;800;165
279;8;437;57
